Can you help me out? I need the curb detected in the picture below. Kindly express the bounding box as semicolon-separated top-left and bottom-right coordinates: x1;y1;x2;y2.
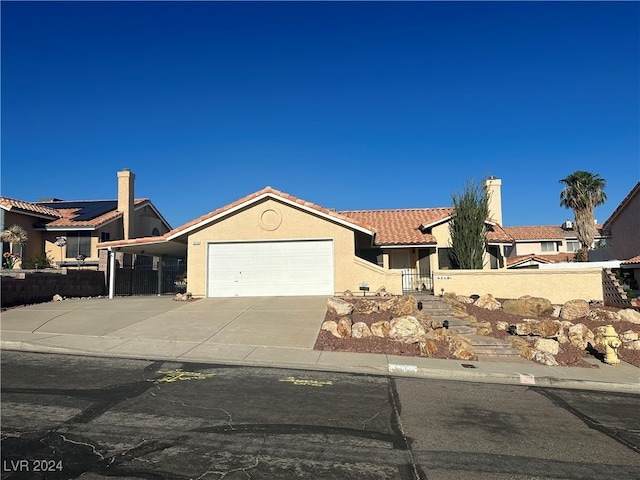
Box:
2;340;639;394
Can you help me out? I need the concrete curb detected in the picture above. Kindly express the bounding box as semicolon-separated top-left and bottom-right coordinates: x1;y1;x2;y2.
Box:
3;340;638;394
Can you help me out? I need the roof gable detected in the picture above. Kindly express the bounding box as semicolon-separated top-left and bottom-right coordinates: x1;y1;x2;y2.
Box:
603;181;640;231
0;196;61;219
166;186;376;241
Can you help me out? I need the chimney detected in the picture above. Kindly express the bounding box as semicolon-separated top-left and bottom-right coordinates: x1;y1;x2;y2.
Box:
117;169;135;239
485;176;502;225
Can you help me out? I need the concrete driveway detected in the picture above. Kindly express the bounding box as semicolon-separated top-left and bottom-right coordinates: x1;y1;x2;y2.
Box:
0;296;329;349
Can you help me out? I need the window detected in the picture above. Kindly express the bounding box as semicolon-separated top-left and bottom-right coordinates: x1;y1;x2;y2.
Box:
540;242;556;252
66;231;91;258
566;241;580;252
100;232;110;242
438;248;457;269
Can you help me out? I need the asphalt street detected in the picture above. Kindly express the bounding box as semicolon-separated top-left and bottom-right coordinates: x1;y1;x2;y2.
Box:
1;351;639;480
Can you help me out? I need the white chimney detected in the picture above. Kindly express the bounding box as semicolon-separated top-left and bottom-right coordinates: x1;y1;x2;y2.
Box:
117;169;135;240
485;176;502;225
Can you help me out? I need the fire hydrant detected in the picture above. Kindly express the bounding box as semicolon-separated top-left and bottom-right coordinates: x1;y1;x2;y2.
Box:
602;325;622;366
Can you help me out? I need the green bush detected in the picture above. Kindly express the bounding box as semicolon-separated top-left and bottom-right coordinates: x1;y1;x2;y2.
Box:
21;253;55;269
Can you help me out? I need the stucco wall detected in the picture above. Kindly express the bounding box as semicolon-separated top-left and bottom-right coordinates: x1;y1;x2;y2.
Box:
186;198;384;297
432;268;603;304
2;211;46;262
610;190;640;260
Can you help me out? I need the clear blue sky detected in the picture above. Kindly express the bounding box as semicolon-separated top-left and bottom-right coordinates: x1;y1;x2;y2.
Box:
2;1;638;229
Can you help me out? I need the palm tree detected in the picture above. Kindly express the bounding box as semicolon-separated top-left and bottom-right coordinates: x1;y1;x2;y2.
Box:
559;171;607;261
0;224;28;247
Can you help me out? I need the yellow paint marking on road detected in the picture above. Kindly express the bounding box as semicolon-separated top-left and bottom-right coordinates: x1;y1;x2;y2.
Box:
279;376;333;387
153;368;215;383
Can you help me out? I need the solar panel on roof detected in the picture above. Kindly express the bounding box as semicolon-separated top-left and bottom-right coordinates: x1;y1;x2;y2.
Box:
37;201;118;221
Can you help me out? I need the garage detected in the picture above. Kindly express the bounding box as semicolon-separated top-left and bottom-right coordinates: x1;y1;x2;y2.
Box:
207;240;334;297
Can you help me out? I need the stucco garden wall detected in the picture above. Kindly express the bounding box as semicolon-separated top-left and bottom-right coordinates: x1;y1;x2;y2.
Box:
432;268;603;304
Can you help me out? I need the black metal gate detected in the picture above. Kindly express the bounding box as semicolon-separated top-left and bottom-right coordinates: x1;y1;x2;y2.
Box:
401;270;433;294
114;257;185;296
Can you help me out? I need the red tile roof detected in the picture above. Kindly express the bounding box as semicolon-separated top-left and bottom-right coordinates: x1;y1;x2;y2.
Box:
0;196;61;218
507;252;575;267
622;254;640;265
39;199;149;228
339;208;452;245
166;186;376;239
503;225;566;241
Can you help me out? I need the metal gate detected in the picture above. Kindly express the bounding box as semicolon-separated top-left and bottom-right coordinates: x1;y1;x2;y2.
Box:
114;257;185;296
401;269;433;294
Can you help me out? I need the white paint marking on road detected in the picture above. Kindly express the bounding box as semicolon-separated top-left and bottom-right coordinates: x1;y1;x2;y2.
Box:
388;364;418;373
518;373;536;385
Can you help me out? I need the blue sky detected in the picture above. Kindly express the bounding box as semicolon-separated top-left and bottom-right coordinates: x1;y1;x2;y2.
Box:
2;1;638;229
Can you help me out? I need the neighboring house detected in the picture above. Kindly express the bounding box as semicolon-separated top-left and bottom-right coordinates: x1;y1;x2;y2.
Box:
602;181;640;298
0;169;171;269
602;181;640;262
503;223;609;269
98;179;512;297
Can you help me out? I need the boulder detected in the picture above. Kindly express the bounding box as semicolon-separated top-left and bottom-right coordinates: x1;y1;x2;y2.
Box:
534;338;560;355
351;322;372;339
589;308;618;323
342;290;354;297
418;339;439;357
174;292;193;301
509;337;535;360
473;294;502;311
354;298;380;314
620;330;639;342
625;340;640;350
321;321;340;338
503;296;554;317
617;309;640;325
470;321;493;336
456;295;475;304
371;321;391;338
337;317;353;338
389;316;426;339
52;294;63;302
533;351;559;366
327;297;354;316
374;286;391;297
560;299;590;321
448;335;475;360
511;319;563;338
389;296;418;315
496;321;510;331
567;323;594;350
424;328;449;341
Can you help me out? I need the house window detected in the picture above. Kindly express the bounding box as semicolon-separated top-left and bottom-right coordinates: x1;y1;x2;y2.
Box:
66;231;91;258
566;241;580;252
540;242;556;252
438;248;457;269
100;232;110;242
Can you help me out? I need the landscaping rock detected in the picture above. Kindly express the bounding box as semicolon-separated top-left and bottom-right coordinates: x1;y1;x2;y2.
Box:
589;308;618;323
174;292;193;301
509;337;535;360
52;294;63;302
448;335;475;360
533;350;559;366
386;296;418;315
560;299;590;321
321;321;340;338
351;322;372;339
620;330;639;342
617;309;640;325
534;338;560;355
424;328;449;341
567;323;595;350
327;297;355;316
371;321;391;338
374;286;391;297
389;316;426;339
354;298;380;314
496;321;510;331
418;339;439;357
503;296;554;317
511;319;563;338
337;317;353;338
474;294;501;310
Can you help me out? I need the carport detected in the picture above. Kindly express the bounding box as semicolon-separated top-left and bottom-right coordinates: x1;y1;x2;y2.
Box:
97;236;187;298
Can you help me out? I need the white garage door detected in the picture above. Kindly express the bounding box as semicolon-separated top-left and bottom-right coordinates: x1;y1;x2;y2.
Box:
207;240;334;297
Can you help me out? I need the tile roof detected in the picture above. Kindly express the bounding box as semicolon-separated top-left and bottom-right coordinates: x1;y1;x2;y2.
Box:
36;199;148;229
507;252;575;267
503;225;566;241
0;196;61;218
622;254;640;265
166;186;376;240
339;208;452;245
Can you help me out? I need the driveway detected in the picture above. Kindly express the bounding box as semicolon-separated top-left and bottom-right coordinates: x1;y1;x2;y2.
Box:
0;296;329;349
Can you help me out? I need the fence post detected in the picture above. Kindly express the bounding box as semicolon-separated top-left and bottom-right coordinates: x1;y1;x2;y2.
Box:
108;247;115;299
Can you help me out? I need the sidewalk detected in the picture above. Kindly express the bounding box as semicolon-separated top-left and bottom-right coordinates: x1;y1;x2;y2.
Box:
1;297;638;393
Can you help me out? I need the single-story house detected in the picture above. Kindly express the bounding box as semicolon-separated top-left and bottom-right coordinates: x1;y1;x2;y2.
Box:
1;169;171;269
97;179;512;297
602;181;640;262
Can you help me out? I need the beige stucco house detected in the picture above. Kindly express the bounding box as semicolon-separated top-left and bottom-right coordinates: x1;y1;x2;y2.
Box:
98;179;512;297
0;169;171;269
